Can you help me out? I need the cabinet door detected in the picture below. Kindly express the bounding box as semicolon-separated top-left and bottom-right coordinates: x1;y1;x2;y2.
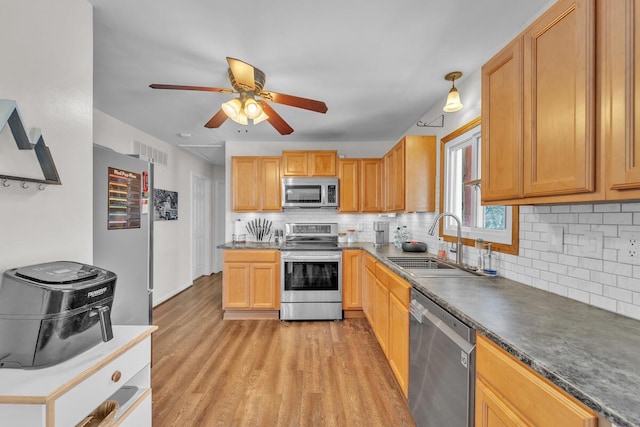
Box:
223;262;251;308
282;151;308;176
523;0;595;197
342;250;362;309
361;158;383;212
310;151;337;176
251;262;279;309
232;157;260;211
602;0;640;198
388;292;409;398
383;151;394;212
261;157;282;211
373;277;389;356
482;38;524;202
476;378;527;427
338;159;360;213
404;136;436;212
363;262;376;326
392;142;405;211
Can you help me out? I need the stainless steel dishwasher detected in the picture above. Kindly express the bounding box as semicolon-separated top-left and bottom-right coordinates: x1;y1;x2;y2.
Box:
409;288;476;427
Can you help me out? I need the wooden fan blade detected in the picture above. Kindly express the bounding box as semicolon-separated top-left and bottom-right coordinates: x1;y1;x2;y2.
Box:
226;57;256;91
259;91;328;113
258;101;294;135
149;84;234;94
204;109;228;128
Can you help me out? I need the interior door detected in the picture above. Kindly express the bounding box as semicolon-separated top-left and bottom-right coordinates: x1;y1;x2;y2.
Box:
192;173;209;279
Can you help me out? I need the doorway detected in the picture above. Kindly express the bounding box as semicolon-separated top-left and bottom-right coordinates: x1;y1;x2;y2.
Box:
192;173;211;279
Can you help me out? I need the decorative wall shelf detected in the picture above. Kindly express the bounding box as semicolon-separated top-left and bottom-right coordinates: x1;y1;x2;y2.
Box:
0;99;61;186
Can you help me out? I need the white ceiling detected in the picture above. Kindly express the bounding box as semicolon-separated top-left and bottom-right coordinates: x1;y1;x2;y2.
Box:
89;0;551;165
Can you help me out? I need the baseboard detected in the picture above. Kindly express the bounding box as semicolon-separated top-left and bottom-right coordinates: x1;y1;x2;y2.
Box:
343;309;365;318
153;281;193;307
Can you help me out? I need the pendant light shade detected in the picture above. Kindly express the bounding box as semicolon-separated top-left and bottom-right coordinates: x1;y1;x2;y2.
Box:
443;71;463;113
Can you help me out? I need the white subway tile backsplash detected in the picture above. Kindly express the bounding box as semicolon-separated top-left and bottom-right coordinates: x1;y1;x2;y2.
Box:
603;285;632;303
579;213;604;224
616;302;640;321
618;276;640;291
548;262;568;275
621;202;640;211
604;213;633;225
590;294;618;312
533;206;551;214
570;205;594;213
548;283;568;297
551;205;572;213
594;204;621;213
568;288;591;303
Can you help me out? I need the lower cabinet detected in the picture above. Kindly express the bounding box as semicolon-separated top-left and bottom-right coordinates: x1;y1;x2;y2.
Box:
476;334;598;427
342;249;363;311
364;255;411;398
223;250;280;319
0;326;156;427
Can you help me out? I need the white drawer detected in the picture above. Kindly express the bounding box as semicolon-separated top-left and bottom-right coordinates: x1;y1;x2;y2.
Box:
114;391;152;427
54;337;150;427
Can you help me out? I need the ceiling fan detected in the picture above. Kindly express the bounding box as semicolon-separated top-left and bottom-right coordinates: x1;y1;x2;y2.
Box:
149;57;328;135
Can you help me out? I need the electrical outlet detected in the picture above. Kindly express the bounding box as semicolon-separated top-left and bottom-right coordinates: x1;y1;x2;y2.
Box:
619;231;640;264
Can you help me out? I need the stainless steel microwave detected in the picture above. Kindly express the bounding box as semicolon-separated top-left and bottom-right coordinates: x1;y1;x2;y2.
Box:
282;177;339;209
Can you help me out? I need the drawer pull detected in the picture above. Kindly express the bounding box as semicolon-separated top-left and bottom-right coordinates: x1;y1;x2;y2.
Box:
111;371;122;383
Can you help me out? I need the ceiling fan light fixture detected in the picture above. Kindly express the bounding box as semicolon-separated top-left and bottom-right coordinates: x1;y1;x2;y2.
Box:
222;98;242;119
252;110;269;125
443;71;464;113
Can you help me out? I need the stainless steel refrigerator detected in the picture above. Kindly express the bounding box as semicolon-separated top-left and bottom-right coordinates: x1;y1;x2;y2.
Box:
93;144;153;325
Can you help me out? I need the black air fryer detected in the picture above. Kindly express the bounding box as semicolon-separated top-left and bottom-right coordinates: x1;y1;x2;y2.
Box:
0;261;117;369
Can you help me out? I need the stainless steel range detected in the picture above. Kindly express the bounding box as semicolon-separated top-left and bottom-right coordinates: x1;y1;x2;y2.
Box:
280;223;342;321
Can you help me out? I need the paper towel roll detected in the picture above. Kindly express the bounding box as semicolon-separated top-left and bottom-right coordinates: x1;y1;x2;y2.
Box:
233;219;246;242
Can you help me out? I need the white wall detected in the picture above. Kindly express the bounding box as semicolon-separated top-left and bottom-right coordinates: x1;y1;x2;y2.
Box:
93;110;219;305
0;0;93;272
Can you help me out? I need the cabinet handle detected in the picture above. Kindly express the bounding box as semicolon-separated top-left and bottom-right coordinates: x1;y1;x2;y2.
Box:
111;371;122;382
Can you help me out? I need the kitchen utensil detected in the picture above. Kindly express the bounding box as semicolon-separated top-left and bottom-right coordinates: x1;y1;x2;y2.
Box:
402;241;427;252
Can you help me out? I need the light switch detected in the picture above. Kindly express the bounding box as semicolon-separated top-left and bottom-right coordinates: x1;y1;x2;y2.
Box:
580;231;603;259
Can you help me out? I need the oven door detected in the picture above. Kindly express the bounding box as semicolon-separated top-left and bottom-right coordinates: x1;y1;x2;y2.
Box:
280;252;342;303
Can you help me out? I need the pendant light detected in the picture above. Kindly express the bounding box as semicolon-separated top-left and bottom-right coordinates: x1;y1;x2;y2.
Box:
443;71;463;113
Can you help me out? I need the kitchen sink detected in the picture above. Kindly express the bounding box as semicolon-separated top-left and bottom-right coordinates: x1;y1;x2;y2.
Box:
385;256;481;278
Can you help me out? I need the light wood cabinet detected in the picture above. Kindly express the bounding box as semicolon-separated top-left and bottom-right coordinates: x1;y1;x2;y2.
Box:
384;136;436;213
481;37;524;202
282;150;337;176
373;274;390;356
338;159;360;213
361;158;383;212
387;276;410;398
231;156;281;212
475;334;598;427
522;0;595;198
232;157;260;211
601;0;640;200
222;250;280;318
342;249;362;310
482;0;608;205
339;158;383;213
363;253;376;325
364;259;411;397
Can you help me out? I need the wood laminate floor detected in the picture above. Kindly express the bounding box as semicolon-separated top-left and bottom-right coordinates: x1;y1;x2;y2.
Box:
151;273;416;427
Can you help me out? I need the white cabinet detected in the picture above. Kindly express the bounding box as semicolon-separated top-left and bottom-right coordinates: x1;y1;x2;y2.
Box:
0;325;156;427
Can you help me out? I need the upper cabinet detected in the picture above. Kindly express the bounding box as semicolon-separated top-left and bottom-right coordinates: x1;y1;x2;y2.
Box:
481;0;608;205
232;156;281;212
601;0;640;200
481;38;524;202
338;158;384;213
385;136;436;213
282;150;337;176
522;0;595;198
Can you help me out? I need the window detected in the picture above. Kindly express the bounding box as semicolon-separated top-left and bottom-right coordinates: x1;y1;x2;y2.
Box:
440;118;519;254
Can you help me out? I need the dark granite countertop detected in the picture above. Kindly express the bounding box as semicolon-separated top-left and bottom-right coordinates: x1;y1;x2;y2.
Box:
221;241;640;426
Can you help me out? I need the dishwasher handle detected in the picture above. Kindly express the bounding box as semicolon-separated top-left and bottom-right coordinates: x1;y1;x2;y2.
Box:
422;308;475;355
410;299;425;323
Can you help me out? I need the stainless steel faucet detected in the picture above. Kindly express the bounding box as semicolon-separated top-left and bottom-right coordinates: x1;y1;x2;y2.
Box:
428;212;463;265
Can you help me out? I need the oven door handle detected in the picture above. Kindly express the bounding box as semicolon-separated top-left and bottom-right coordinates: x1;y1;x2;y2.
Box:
282;255;342;261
